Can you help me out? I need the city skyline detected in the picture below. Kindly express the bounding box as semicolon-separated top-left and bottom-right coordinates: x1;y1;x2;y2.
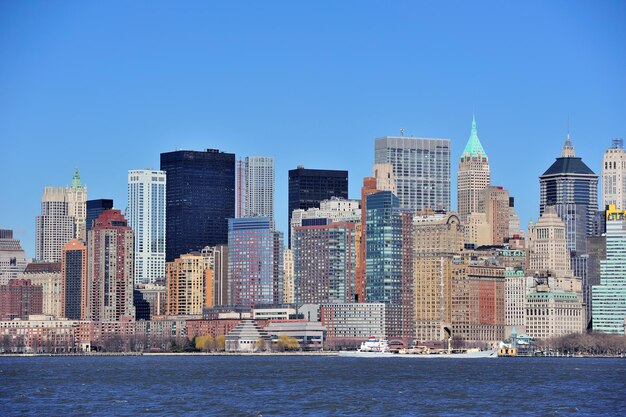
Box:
1;1;625;258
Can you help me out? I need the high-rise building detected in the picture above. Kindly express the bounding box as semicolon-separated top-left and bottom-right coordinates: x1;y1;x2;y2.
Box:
86;210;134;322
504;268;527;331
61;239;87;320
0;229;28;285
166;253;211;316
528;206;571;277
374;136;451;213
36;187;75;262
457;116;490;222
238;156;275;226
66;169;87;241
283;249;294;304
293;222;357;304
592;205;626;334
86;199;113;233
539;135;598;255
290;198;360;249
478;186;510;246
413;211;464;342
228;218;283;307
602;138;626;210
127;169;167;284
160;149;235;261
355;177;379;303
19;262;62;319
287;167;348;247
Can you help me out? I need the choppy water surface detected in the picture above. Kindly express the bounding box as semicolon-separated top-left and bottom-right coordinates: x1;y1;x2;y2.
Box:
1;356;625;416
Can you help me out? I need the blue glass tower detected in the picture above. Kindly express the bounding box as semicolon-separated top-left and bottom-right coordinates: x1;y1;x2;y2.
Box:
86;199;113;233
161;149;235;262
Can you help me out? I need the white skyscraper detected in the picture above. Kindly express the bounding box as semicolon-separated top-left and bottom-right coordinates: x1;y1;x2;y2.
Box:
128;169;166;285
374;136;451;212
35;170;87;262
602;138;626;210
238;156;275;226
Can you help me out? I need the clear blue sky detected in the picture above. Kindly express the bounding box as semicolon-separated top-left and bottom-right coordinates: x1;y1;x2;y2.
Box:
1;1;624;258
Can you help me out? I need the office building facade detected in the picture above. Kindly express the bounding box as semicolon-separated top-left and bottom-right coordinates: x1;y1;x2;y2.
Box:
458;116;490;222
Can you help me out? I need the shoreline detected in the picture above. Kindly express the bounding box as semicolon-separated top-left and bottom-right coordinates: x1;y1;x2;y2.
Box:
1;352;624;358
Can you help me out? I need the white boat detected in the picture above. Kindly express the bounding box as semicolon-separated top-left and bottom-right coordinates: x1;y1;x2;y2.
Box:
338;341;497;358
337;338;395;357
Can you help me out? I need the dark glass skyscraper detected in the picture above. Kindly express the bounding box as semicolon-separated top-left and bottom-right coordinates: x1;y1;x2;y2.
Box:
539;135;598;255
86;199;113;233
161;149;235;261
287;166;348;247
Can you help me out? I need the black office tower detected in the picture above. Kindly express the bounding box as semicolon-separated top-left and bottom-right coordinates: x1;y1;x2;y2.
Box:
288;166;348;247
86;199;114;233
161;149;235;261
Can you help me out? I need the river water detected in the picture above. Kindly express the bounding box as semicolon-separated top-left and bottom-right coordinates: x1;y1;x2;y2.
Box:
1;355;624;416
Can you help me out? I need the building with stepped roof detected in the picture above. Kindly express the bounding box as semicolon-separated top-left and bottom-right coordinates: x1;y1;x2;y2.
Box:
225;320;271;352
539;135;598;255
458;115;490;223
0;229;28;285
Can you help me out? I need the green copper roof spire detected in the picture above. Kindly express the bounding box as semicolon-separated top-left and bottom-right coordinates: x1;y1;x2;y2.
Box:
71;168;82;189
461;114;487;159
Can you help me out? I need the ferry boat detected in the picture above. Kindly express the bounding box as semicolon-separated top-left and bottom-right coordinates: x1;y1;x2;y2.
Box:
337;338;395;357
338;339;497;358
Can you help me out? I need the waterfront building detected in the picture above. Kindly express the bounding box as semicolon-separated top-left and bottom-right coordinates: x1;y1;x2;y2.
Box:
539;135;598;255
374;135;451;213
18;262;62;319
86;199;113;233
525;288;585;340
365;191;413;340
602;138;626;210
0;279;43;320
293;222;357;304
450;260;505;346
504;268;527;333
35;187;75;262
592;205;626;334
228;218;283;307
320;302;386;342
160;149;235;261
264;321;325;350
0;229;28;285
283;249;294;304
288;166;348;247
355;177;379;303
413;211;464;342
457;116;490;223
478;186;510;246
0;315;91;353
61;239;87;320
127;169;167;284
166;253;212;316
238;156;275;226
225;320;271;352
86;210;134;322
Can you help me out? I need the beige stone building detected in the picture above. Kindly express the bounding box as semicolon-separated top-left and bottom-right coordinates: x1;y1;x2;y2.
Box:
457;116;490;223
478;186;510;246
602;138;626;210
528;206;571;277
18;263;63;319
464;212;491;247
166;254;211;316
525;290;585;340
413;211;464;342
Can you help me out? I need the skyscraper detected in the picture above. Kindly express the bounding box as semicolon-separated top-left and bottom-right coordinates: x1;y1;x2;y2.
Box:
528;206;571;277
66;169;87;241
602;138;626;210
127;169;167;284
457;116;490;222
287;166;348;247
374;136;451;213
86;199;113;233
592;205;626;335
539;135;598;255
293;221;356;304
228;218;283;307
87;210;134;322
61;239;87;320
238;156;275;226
161;149;235;261
166;253;211;315
36;187;75;262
